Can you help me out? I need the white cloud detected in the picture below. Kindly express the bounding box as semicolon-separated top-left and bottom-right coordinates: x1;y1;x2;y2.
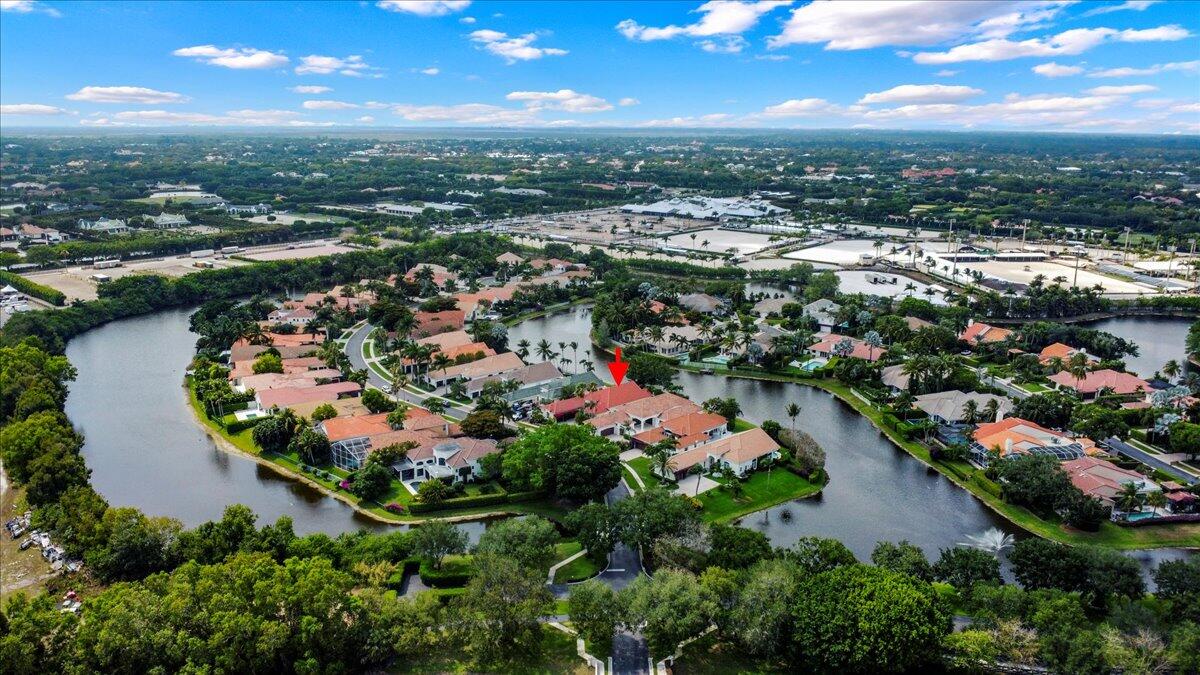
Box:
66;86;189;104
619;97;640;106
1032;62;1083;77
755;54;790;61
302;100;361;110
912;25;1190;64
106;109;334;127
617;1;792;50
173;44;288;69
858;84;984;104
760;98;840;117
1088;60;1200;77
469;30;567;63
296;54;378;77
420;67;440;75
935;69;960;77
0;1;61;17
357;116;376;123
390;102;538;125
769;1;1069;50
638;113;739;128
1084;84;1158;95
0;103;68;115
1084;1;1159;16
376;1;470;16
289;85;333;94
459;16;475;24
506;89;613;112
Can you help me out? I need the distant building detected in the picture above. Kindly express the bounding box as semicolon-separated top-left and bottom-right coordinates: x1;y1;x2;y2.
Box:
76;217;130;235
225;203;272;215
149;212;190;228
959;320;1013;346
620;196;785;220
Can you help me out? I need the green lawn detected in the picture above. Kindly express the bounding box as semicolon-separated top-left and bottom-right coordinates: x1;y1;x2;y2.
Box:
1019;381;1050;393
697;469;823;523
392;626;586;674
730;418;757;433
626;456;671;491
551;542;604;584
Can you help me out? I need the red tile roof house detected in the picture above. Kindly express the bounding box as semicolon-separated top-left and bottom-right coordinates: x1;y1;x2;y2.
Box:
808;333;887;362
663;428;782;480
412;309;466;339
1062;456;1161;513
255;381;362;411
958;320;1013;346
542;381;651;421
1048;369;1150;400
319;408;452;470
1037;342;1095;366
585;392;702;438
632;411;730;451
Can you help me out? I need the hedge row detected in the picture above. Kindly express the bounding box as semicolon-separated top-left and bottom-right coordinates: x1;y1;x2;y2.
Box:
224;416;267;435
0;270;66;306
406;488;548;513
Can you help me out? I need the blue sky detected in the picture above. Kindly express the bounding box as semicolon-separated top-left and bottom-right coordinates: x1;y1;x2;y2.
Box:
1;0;1197;133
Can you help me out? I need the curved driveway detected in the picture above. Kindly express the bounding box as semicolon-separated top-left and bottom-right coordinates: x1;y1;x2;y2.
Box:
343;322;472;421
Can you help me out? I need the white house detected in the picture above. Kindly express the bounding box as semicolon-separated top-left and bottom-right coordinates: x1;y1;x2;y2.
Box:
149;212;190;228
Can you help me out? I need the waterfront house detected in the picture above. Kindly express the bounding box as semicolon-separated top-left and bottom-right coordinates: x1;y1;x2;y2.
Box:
752;296;791;317
321;408;451;470
1062;456;1161;512
913;390;1012;424
1048;368;1149;399
255;381;361;411
639;324;706;357
970;417;1094;464
585;392;702;437
543;380;651;420
662;427;782;480
632;411;729;451
959;320;1013;346
393;437;500;485
267;306;316;328
809;333;887;362
881;364;911;393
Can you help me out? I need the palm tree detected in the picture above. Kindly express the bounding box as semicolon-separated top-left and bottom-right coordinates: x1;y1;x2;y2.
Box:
983;398;1000;423
1117;482;1144;515
962;399;980;425
431;352;452;381
516;339;531;360
785;402;801;437
1163;359;1181;382
863;330;882;361
569;341;579;373
1067;352;1089;385
1146;490;1167;517
535;339;555;362
904;282;917;297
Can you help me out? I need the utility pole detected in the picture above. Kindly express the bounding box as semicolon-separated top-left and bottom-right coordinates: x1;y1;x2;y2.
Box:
1123;227;1132;264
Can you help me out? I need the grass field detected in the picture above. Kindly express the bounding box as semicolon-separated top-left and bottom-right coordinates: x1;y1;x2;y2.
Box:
697;469;823;523
552;542;604;583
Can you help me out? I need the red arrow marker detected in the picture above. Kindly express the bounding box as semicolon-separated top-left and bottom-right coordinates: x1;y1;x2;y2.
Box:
608;347;629;385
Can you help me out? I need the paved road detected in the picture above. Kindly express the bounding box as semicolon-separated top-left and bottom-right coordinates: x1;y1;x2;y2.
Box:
972;367;1030;400
1103;437;1199;485
343;322;472;421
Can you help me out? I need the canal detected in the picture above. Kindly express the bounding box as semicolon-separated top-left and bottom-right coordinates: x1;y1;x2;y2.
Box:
65;307;487;541
1083;315;1194;378
507;305;1194;574
63;304;1191;570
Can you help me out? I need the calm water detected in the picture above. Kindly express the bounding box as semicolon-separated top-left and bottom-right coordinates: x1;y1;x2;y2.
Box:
64;305;1191;570
508;306;1193;576
66;307;487;541
1085;316;1194;378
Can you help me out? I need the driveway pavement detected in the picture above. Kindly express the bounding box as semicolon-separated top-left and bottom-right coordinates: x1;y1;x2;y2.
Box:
343;322;472;421
675;473;719;496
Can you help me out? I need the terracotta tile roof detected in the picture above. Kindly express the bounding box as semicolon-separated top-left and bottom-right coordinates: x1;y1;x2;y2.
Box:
416;330;476;349
543;381;651;418
810;333;887;362
440;351;525;381
973;417;1096;457
667;428;780;471
413;310;465;337
617;393;702;422
663;411;728;437
1048;369;1149;396
257;381;361;408
1062;456;1156;505
959;322;1012;345
320;412;393;442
